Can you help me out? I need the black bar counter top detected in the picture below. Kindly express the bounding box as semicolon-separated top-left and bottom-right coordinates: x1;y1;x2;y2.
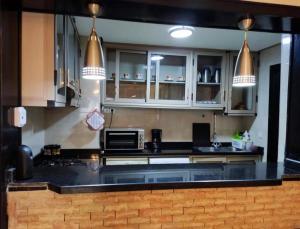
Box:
8;162;300;194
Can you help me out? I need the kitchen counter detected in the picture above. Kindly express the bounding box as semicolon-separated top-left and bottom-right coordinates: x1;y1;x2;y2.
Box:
8;162;300;194
103;146;263;157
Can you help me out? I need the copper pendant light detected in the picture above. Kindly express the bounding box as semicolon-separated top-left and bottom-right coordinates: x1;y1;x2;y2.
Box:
233;17;256;87
82;3;105;80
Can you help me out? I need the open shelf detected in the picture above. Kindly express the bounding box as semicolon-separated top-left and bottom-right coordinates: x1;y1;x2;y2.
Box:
197;82;221;86
159;81;185;85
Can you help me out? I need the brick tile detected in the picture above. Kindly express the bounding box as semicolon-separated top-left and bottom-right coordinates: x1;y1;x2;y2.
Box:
116;209;138;218
150;200;172;208
140;208;162;217
128;216;150;224
162;223;185;229
103;218;127;226
183;222;205;228
27;222;52;229
104;203;127;212
151;215;172;223
53;222;80;229
64;212;90;223
205;205;226;214
162;207;183;216
173;215;195;223
127;201;151;210
91;211;115;221
139;223;161;229
183;206;204;215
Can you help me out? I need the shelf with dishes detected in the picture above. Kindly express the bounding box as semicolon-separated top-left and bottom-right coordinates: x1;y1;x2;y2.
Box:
197;82;221;86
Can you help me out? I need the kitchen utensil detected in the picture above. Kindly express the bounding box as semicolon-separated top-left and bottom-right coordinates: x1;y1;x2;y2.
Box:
123;73;130;79
177;76;184;81
111;73;115;80
135;73;143;80
213;68;221;83
197;72;202;82
201;67;211;83
166;75;173;81
16;145;33;180
151;129;162;150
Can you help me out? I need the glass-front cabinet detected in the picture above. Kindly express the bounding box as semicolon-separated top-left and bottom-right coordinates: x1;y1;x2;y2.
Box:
226;52;257;115
54;15;66;105
118;50;147;101
106;49;148;103
103;45;258;113
54;15;81;107
148;51;191;105
192;51;226;109
104;47;192;107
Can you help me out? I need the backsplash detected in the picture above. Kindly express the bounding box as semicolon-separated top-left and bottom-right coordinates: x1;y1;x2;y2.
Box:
22;106;253;156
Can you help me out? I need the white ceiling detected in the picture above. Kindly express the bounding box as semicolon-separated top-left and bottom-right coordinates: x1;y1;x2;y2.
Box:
75;16;281;51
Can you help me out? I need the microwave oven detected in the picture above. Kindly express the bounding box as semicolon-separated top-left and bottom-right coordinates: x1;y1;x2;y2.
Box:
104;128;145;150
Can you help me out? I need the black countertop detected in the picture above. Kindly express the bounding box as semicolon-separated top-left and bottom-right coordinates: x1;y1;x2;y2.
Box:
103;147;263;157
8;162;300;194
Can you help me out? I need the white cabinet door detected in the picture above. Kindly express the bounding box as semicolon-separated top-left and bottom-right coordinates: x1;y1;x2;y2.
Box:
147;50;193;107
192;51;226;110
103;46;193;108
149;157;190;164
226;155;261;163
191;156;227;163
105;157;148;165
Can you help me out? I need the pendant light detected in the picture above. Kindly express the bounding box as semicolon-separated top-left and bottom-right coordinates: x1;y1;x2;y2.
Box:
82;3;105;80
233;17;255;87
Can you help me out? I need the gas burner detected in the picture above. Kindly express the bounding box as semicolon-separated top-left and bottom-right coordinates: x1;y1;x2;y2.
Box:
38;159;87;167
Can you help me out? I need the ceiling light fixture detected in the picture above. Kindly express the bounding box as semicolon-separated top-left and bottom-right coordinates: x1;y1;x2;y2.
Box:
150;55;164;61
168;26;194;39
233;17;256;87
82;3;105;80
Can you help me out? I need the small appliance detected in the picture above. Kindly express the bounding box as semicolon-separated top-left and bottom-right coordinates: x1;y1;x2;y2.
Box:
16;145;33;180
151;129;162;150
104;128;144;150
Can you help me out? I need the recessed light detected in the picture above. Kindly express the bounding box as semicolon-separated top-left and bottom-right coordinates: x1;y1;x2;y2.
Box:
151;55;164;61
168;26;194;39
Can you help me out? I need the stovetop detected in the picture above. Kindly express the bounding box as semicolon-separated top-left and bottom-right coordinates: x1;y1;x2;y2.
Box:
37;159;87;167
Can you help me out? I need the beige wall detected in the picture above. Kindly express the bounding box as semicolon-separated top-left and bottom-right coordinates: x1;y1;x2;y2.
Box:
242;0;300;6
22;107;46;156
104;108;250;142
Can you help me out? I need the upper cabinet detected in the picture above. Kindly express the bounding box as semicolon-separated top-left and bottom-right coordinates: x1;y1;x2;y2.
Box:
103;45;258;115
225;52;258;115
22;13;81;107
192;51;226;109
104;46;192;108
54;15;66;105
148;51;191;106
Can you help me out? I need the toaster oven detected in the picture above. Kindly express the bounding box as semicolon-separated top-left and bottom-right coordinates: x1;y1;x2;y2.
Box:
104;128;144;150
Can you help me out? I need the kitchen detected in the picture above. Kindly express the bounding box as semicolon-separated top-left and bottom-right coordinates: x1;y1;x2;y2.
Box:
2;1;300;229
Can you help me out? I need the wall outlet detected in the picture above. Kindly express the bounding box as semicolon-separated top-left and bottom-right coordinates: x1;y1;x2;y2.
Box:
103;108;115;113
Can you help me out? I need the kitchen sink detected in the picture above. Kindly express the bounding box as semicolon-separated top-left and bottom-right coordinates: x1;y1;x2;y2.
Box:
195;146;243;153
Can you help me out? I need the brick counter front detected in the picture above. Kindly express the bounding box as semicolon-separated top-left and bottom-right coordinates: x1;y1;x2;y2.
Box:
7;181;300;229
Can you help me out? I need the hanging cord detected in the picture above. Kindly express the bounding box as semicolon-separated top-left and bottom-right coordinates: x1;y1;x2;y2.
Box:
92;15;96;30
109;109;114;128
244;30;248;41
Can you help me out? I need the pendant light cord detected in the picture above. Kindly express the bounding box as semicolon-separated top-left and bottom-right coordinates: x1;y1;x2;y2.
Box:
92;16;96;30
244;31;247;41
